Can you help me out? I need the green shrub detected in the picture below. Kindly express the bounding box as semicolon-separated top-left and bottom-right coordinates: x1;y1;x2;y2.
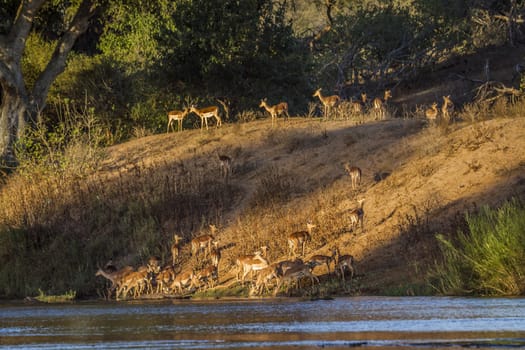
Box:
431;199;525;296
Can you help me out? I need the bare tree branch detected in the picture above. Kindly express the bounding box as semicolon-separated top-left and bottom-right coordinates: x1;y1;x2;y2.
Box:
31;0;99;111
6;0;46;57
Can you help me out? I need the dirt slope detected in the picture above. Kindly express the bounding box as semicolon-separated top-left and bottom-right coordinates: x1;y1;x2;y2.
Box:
98;46;525;295
100;113;525;294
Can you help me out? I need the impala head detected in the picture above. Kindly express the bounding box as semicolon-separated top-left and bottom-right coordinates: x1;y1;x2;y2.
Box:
361;92;367;103
443;95;452;104
306;222;316;232
259;99;267;108
313;88;322;97
431;102;438;109
384;90;392;101
209;224;217;235
189;105;198;113
357;198;365;208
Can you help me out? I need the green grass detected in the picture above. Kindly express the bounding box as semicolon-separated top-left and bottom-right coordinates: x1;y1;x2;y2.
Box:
35;289;76;303
430;198;525;296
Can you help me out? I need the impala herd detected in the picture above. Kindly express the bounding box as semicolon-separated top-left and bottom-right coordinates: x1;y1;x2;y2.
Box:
167;88;454;131
96;170;365;300
98;88;455;299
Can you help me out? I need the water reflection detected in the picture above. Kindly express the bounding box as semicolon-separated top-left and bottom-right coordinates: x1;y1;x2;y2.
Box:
1;297;525;349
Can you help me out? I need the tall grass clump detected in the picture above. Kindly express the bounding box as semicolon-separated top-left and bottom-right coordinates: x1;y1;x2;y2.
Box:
431;198;525;296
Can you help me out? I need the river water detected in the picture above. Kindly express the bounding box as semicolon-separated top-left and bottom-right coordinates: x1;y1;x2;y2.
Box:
1;297;524;349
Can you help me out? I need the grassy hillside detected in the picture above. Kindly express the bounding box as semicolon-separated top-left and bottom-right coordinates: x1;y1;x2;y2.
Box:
0;47;524;298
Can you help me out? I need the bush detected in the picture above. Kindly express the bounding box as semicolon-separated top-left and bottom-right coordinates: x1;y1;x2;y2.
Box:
431;198;525;296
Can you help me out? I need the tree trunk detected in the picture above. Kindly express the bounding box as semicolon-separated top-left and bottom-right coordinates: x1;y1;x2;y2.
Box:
0;86;31;166
0;0;98;166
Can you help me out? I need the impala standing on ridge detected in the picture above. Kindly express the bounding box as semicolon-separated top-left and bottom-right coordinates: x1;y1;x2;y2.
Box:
373;90;392;120
190;105;222;130
167;108;189;133
313;88;340;119
425;102;439;123
441;95;455;123
259;99;290;126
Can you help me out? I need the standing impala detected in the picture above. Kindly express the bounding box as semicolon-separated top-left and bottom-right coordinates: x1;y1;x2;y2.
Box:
313;88;340;119
190;105;222;130
236;246;269;284
190;225;217;259
348;199;365;232
344;162;362;190
425;102;439;123
351;93;368;119
441;95;454;123
335;248;355;283
308;246;337;275
259;99;290;125
167;108;189;133
373;90;392;120
218;154;233;181
273;261;319;296
288;222;316;257
171;234;182;266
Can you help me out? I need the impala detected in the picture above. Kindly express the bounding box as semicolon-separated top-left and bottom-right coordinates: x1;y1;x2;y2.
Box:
95;265;134;293
170;269;197;295
288;222;316;257
117;269;148;300
313;88;340;119
259;99;289;126
348;199;365;232
249;263;280;296
191;225;216;259
343;163;362;190
236;249;269;284
335;249;355;283
146;256;161;274
273;261;319;296
156;265;176;294
373;90;392;120
167;108;189;133
195;265;218;290
218;154;233;180
441;95;454;122
308;246;337;275
276;258;304;275
171;234;182;266
210;241;221;268
190;105;222;130
351;92;367;117
137;265;155;295
425;102;439;122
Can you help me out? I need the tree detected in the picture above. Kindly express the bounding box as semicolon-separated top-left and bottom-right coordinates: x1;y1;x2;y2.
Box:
0;0;98;166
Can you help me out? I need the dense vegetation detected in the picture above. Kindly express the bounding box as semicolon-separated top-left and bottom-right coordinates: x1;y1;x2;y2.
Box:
0;0;524;298
432;199;525;296
3;0;523;144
